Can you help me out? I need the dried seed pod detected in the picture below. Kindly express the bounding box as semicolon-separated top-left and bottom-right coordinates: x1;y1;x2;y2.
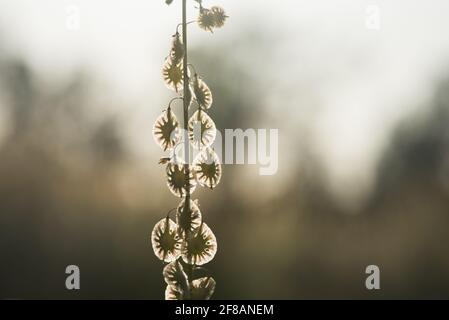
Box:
192;74;213;110
197;7;215;33
182;222;217;266
210;6;228;28
162;59;184;92
151;217;182;262
193;148;222;189
165;284;183;300
153;108;180;151
190;277;216;300
166;162;197;197
165;276;216;300
176;198;202;236
188;110;217;150
169;33;184;66
163;260;190;295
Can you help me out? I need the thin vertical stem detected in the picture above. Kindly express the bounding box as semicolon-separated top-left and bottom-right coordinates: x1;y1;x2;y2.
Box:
181;0;194;297
182;0;190;224
182;0;188;130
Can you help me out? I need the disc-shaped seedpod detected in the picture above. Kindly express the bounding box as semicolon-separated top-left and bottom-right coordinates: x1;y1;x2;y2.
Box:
169;33;184;66
153;108;180;151
210;6;228;28
165;284;183;300
176;199;202;236
197;7;215;33
162;59;184;92
192;74;213;110
188;110;217;150
163;260;189;294
193;148;222;189
165;276;216;300
182;222;217;266
166;162;197;197
151;217;182;263
190;277;216;300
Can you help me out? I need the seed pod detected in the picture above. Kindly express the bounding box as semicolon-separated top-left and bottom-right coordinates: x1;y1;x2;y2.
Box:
169;33;184;66
192;74;213;110
197;7;215;33
182;222;217;266
165;284;183;300
153;108;180;151
165;276;216;300
176;198;202;236
151;217;182;262
210;6;228;28
162;59;184;92
188;110;217;150
163;260;190;295
166;162;197;197
190;277;216;300
193;148;222;189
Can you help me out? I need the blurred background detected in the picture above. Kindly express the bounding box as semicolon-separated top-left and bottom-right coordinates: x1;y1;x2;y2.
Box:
1;0;449;299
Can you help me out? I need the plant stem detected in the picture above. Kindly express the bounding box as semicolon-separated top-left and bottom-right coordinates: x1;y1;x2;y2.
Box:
182;3;188;145
181;0;194;296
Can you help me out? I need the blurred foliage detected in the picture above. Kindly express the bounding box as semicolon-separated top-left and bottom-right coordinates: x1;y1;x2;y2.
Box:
1;33;449;299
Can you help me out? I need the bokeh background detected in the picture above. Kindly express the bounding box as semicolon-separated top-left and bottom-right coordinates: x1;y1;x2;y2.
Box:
1;0;449;299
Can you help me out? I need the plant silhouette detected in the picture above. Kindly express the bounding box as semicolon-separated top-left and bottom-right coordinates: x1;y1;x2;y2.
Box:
150;0;228;300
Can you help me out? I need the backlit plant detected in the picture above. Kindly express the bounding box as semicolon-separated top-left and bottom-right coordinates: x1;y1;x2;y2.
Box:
151;0;228;300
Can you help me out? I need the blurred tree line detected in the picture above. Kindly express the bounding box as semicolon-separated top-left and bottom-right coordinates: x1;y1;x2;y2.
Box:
1;35;449;299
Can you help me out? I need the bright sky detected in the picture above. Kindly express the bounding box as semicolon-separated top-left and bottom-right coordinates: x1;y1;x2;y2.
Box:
1;0;449;209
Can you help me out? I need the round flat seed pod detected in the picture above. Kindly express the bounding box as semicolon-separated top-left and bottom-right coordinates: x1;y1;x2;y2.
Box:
188;110;216;150
182;222;217;266
153;108;180;151
166;162;197;198
192;74;213;110
151;217;182;263
193;148;222;189
162;59;184;92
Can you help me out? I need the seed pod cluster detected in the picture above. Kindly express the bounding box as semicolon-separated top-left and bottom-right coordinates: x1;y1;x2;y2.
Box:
151;0;228;300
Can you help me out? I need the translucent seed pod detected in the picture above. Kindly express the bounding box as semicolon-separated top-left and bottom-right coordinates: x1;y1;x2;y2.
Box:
190;277;216;300
169;33;184;66
166;162;197;198
193;148;222;189
176;199;202;236
210;6;228;28
153;108;180;151
165;284;183;300
192;74;213;110
162;59;184;92
188;110;217;150
151;217;182;263
165;276;216;300
182;222;217;266
163;260;190;295
197;7;215;33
